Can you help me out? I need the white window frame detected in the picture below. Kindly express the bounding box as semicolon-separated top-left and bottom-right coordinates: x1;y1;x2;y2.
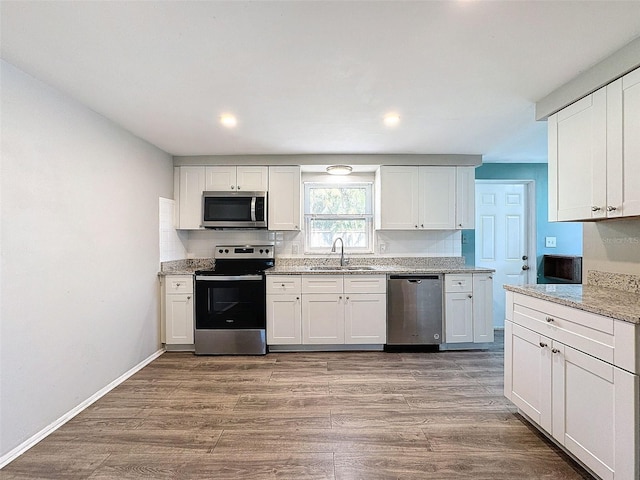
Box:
303;182;374;254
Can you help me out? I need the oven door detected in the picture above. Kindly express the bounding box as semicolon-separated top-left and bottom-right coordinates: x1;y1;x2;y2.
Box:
202;192;267;228
195;275;266;330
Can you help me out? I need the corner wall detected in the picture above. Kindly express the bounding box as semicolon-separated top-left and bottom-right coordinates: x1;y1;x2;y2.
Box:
0;61;174;459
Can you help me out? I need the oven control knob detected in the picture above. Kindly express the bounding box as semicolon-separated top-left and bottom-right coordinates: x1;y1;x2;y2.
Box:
265;249;270;254
224;249;229;253
260;249;264;253
218;249;223;254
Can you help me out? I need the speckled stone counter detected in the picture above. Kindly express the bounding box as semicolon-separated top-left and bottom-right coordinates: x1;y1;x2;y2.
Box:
266;256;493;275
504;283;640;324
158;258;214;276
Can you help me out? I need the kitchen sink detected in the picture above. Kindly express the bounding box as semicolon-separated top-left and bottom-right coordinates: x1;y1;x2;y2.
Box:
309;266;376;271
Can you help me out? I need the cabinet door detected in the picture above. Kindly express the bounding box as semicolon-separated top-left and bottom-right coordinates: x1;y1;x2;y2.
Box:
344;293;386;344
165;293;194;344
472;273;494;343
548;88;607;221
268;166;301;231
267;294;302;344
607;68;640;218
419;167;456;229
445;292;473;343
205;166;236;191
178;166;205;229
455;167;475;229
504;321;552;433
302;294;345;344
552;343;638;480
377;166;420;229
237;166;269;191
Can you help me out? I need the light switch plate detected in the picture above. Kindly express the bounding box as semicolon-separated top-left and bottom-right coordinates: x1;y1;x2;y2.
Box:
545;236;557;248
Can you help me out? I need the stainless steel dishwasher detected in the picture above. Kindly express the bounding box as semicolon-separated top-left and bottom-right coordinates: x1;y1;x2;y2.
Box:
387;274;444;345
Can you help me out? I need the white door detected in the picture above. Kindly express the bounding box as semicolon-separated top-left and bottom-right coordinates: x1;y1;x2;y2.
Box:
475;182;532;328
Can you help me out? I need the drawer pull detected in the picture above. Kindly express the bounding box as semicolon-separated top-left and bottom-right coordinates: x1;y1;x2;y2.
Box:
552;348;560;354
187;296;191;300
539;342;548;348
546;316;554;323
468;294;473;298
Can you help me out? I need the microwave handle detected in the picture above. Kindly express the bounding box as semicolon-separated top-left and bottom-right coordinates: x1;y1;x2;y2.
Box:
251;196;256;222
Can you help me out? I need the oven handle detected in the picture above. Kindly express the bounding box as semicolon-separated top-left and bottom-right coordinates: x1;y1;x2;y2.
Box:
196;275;263;281
250;196;257;222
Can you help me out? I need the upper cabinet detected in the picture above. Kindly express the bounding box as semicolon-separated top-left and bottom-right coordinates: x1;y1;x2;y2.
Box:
375;166;473;230
205;166;268;192
548;67;640;221
176;166;205;230
268;166;301;231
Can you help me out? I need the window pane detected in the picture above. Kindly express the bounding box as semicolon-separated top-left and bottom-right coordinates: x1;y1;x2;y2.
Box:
308;219;368;248
308;187;367;215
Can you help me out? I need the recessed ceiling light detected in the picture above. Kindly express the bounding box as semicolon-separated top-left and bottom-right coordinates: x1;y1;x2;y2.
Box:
384;113;400;127
220;114;237;128
326;165;353;175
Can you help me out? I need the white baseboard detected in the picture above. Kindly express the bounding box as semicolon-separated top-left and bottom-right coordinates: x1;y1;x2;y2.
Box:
0;348;165;469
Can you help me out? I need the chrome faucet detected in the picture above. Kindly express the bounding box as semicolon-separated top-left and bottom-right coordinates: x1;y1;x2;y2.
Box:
331;237;347;266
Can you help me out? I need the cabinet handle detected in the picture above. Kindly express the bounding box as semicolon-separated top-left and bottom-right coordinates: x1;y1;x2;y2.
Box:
607;206;617;212
545;316;554;323
415;225;418;229
591;206;601;212
421;224;424;228
237;186;241;190
339;296;343;300
294;225;299;229
231;185;235;189
468;294;473;298
281;284;285;287
552;348;560;354
539;342;548;348
296;297;300;301
458;223;463;227
488;276;493;279
187;296;191;300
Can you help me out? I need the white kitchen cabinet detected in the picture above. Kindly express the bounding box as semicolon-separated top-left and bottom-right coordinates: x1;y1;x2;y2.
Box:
606;68;640;218
161;275;194;349
376;166;462;230
455;166;475;229
268;166;301;231
267;274;386;346
548;66;640;221
266;275;302;345
444;273;493;345
205;166;268;191
505;292;639;480
175;166;205;229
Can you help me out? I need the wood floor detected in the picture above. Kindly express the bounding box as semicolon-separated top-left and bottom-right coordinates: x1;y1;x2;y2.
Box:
2;332;593;479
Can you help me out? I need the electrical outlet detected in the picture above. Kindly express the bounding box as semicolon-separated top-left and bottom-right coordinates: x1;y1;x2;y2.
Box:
379;242;387;253
545;236;557;248
291;243;300;255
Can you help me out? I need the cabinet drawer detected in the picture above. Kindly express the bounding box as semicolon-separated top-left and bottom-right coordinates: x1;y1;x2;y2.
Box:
166;275;193;294
302;275;343;294
445;274;472;293
512;293;615;366
267;275;301;294
344;275;386;294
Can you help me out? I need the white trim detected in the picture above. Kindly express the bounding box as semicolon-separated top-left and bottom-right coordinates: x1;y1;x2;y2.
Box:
0;348;165;469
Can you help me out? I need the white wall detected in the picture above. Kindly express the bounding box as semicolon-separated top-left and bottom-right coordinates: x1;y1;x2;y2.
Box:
583;218;640;277
0;61;174;459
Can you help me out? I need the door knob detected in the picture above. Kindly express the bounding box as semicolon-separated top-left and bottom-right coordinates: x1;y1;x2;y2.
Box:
522;255;528;261
522;265;530;271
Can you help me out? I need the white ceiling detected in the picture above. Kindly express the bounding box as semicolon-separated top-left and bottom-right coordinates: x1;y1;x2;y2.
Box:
2;1;640;162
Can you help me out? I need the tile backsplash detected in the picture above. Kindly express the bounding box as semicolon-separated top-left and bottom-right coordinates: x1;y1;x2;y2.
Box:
184;229;462;258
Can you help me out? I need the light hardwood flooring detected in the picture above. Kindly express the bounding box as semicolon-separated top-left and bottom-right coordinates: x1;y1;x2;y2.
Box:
2;332;593;479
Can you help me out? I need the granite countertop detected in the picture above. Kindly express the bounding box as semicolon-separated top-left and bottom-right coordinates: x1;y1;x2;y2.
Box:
265;265;494;275
504;284;640;325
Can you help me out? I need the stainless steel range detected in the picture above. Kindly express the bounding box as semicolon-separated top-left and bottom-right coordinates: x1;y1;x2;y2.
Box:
194;245;274;355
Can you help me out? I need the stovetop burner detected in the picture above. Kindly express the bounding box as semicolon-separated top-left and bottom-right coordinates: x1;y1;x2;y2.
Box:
195;244;274;276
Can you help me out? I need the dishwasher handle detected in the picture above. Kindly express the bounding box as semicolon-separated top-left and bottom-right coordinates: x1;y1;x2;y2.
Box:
389;274;442;281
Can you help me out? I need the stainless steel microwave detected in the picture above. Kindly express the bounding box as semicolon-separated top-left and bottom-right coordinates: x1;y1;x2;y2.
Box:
202;191;267;229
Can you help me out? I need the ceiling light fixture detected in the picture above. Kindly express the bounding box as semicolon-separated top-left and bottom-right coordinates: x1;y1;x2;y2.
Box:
326;165;353;176
384;113;400;127
220;114;237;128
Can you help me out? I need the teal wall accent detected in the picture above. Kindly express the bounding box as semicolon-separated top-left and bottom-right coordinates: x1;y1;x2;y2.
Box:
462;163;583;283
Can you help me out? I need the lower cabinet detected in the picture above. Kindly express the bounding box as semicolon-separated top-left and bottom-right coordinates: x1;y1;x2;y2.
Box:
444;273;493;345
161;275;194;349
505;292;639;480
267;274;386;346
